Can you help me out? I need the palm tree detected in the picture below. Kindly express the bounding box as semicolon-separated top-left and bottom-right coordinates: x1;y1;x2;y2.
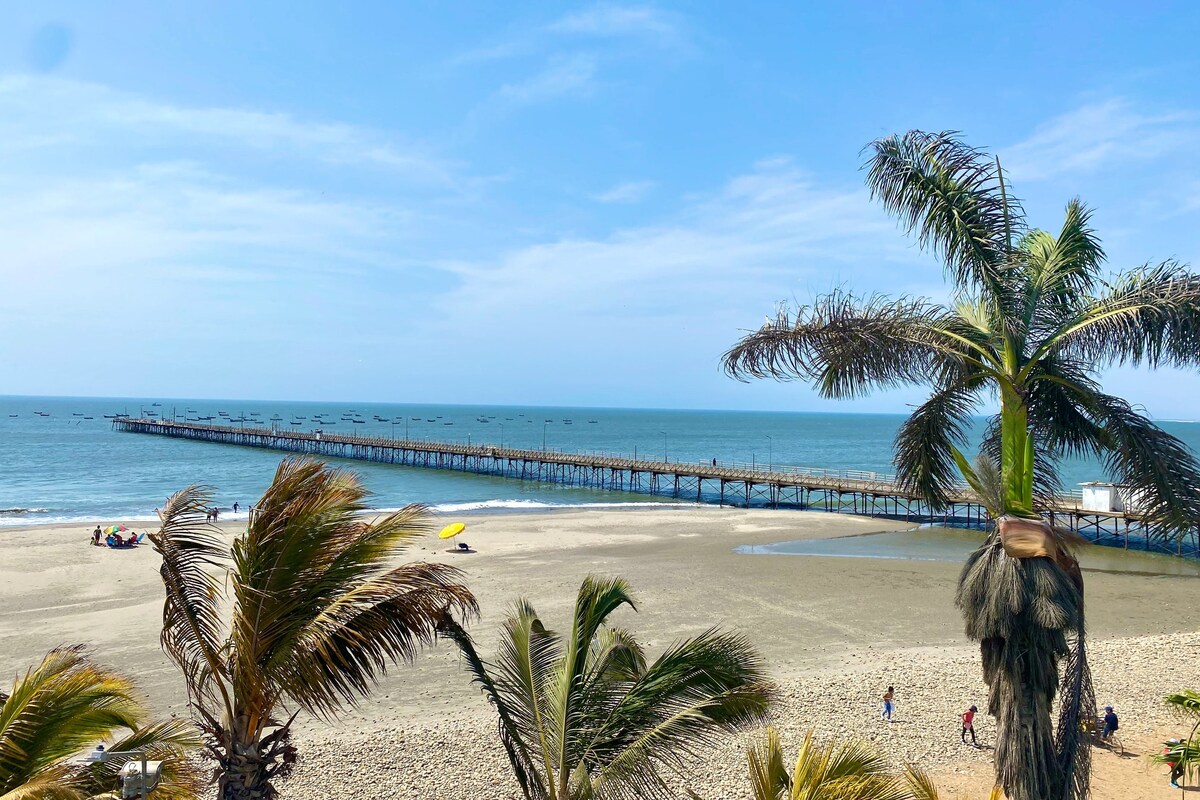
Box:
744;726;1003;800
747;726;911;800
437;575;772;800
0;646;200;800
1154;689;1200;788
724;130;1200;800
150;456;479;800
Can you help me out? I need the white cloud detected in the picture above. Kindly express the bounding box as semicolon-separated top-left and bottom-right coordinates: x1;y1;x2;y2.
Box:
592;179;655;203
0;75;455;183
1002;98;1195;181
435;159;917;328
453;4;685;65
548;5;682;44
494;54;598;106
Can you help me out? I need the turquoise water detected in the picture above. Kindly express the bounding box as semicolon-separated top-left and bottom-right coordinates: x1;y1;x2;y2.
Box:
738;529;1200;577
3;394;1199;530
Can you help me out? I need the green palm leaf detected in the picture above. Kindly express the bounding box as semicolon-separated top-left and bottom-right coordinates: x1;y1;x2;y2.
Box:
0;648;200;800
449;576;771;800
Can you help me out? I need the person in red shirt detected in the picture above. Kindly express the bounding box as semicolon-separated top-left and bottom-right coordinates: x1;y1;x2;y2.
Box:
961;705;978;745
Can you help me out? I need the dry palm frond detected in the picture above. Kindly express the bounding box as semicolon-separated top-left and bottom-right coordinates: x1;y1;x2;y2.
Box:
152;456;477;800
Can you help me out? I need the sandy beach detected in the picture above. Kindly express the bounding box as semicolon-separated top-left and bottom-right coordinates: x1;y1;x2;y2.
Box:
2;506;1197;798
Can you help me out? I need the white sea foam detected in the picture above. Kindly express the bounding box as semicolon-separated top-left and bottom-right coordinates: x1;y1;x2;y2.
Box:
0;500;692;528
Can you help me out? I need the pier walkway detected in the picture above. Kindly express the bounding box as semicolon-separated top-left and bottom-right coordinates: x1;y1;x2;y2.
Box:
113;418;1193;554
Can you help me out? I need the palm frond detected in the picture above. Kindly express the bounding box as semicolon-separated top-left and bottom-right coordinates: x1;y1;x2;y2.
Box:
0;647;142;793
228;460;478;721
893;382;982;509
0;774;86;800
83;719;204;800
745;727;787;800
583;628;771;797
724;292;975;398
1086;393;1200;540
1166;690;1200;718
437;611;549;800
279;562;478;716
865;130;1023;301
1052;261;1200;369
149;485;229;710
1021;198;1105;330
903;765;943;800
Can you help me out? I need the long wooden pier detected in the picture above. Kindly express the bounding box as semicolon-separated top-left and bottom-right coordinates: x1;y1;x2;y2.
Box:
113;418;1198;556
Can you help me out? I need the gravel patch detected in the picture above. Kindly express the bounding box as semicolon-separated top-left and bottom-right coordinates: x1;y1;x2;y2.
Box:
274;632;1198;799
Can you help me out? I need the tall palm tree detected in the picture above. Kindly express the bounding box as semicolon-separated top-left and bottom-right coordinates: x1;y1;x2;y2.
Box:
0;646;200;800
724;130;1200;800
438;575;772;800
151;457;478;800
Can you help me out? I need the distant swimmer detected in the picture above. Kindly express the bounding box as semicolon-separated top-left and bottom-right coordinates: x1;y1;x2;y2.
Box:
233;502;239;513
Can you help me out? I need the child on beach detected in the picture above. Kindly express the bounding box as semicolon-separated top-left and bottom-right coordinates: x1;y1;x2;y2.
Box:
961;705;978;745
881;686;895;721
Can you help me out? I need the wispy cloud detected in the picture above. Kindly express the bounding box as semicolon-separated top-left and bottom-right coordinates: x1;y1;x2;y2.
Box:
1002;98;1195;181
494;54;598;106
592;179;656;203
548;5;684;45
453;4;686;66
0;75;456;184
436;158;916;326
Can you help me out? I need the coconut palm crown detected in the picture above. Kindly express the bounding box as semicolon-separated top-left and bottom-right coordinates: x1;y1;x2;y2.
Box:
439;575;772;800
0;646;200;800
723;131;1200;800
151;457;478;800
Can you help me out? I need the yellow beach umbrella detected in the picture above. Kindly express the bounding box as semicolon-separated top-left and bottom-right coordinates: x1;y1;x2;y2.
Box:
438;522;466;540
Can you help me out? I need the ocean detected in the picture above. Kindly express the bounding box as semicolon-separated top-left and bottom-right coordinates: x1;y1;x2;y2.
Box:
3;394;1199;530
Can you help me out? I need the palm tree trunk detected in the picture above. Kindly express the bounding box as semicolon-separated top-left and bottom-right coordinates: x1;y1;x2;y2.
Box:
209;713;294;800
960;539;1086;800
217;740;273;800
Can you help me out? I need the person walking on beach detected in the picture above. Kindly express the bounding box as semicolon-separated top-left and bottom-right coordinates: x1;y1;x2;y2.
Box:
961;705;978;745
881;686;895;721
1164;739;1185;788
92;525;102;546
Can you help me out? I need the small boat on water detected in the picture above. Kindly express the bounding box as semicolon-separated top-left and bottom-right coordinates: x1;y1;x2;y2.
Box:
84;416;94;420
8;414;17;417
72;412;83;416
152;402;162;406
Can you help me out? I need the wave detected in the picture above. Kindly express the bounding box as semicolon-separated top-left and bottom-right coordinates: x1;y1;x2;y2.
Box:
0;499;691;529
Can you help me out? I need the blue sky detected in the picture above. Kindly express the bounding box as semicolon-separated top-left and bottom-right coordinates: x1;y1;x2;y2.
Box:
4;2;1200;417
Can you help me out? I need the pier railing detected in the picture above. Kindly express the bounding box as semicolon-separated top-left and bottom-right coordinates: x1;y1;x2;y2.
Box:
112;417;1195;555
